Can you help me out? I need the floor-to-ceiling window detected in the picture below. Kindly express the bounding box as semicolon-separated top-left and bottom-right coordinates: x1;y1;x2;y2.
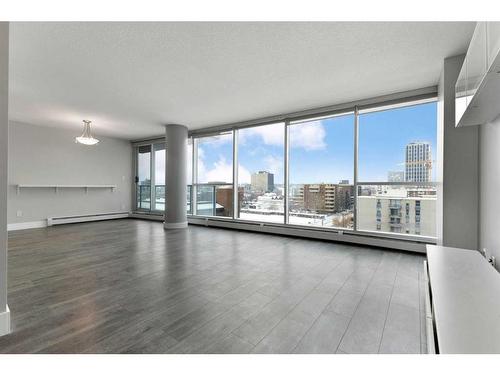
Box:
237;122;285;223
193;132;234;217
288;113;354;228
357;101;437;237
134;96;437;242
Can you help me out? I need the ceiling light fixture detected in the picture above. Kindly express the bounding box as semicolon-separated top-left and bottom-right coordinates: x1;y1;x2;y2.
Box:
75;120;99;145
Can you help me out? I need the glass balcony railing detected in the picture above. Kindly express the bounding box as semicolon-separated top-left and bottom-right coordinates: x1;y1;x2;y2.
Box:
137;184;191;213
195;184;234;218
137;184;151;210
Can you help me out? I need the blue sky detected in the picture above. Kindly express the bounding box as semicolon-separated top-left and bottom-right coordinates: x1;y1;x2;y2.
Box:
195;101;437;185
137;102;437;185
358;102;437;181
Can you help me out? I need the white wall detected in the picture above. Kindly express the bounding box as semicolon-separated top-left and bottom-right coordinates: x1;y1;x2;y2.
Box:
0;22;9;331
479;118;500;270
8;121;133;226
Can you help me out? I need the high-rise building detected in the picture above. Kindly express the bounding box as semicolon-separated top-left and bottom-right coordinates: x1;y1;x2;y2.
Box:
388;171;404;182
405;141;432;182
251;171;274;192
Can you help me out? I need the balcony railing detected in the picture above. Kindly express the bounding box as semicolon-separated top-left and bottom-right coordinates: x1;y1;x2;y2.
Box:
194;184;234;217
137;184;191;213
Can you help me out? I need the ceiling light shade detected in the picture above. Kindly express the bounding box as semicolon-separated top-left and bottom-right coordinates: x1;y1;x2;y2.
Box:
75;120;99;145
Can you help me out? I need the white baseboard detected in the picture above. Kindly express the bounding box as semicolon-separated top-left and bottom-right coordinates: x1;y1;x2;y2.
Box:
8;220;47;231
48;212;129;226
8;212;131;231
0;306;10;337
164;221;188;229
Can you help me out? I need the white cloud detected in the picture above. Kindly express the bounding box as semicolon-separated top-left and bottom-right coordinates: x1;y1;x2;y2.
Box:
264;155;283;176
240;123;284;147
289;121;326;150
198;134;232;148
240;121;326;151
204;156;233;183
237;164;251;184
197;153;251;185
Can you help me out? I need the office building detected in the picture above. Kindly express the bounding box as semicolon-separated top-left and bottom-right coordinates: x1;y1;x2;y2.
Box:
251;171;274;193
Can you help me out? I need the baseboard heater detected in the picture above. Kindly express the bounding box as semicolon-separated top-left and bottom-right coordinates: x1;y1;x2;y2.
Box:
187;216;426;253
47;212;130;226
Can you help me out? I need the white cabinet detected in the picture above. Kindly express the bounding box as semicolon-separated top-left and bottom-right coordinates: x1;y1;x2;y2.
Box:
466;22;487;98
455;57;468;124
455;22;500;127
487;21;500;69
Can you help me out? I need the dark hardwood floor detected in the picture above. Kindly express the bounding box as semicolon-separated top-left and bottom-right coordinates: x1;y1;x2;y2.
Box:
0;219;427;353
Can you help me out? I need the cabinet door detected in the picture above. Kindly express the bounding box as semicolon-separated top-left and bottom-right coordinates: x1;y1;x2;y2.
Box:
487;22;500;70
467;22;487;98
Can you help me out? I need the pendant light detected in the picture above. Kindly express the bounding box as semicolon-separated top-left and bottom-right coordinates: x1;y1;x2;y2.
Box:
75;120;99;145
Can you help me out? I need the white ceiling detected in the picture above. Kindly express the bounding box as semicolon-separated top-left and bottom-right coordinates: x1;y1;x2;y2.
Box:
9;22;475;140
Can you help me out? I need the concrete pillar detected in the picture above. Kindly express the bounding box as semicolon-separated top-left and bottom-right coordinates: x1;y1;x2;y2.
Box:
164;124;188;229
0;22;10;336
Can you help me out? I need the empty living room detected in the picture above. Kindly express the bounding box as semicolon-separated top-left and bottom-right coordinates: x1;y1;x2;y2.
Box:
1;1;499;373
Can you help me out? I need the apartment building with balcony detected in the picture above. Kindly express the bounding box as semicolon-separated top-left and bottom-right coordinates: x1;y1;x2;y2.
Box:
357;189;436;237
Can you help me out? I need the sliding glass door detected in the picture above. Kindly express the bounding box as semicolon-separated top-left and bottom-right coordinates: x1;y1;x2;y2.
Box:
135;142;166;213
136;145;151;210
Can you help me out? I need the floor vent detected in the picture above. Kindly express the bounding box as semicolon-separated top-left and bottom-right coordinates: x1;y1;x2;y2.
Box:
47;212;130;226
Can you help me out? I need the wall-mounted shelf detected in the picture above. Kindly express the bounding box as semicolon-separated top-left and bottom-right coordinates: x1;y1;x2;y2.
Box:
15;184;117;195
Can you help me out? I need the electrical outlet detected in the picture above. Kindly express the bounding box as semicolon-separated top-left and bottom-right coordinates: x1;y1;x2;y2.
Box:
16;210;22;217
